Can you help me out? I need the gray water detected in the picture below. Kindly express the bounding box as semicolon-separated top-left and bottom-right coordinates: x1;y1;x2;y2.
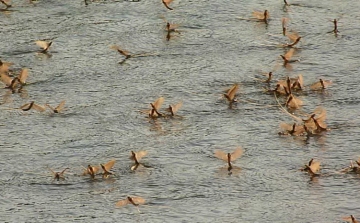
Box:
1;0;360;222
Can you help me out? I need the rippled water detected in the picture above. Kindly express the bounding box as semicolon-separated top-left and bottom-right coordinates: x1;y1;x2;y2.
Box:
1;0;360;222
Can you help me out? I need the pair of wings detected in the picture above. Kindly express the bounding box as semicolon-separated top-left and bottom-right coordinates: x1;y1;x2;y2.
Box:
308;159;321;174
224;84;239;102
116;197;146;207
130;151;148;162
285;94;303;109
214;147;243;162
165;101;183;115
309;79;332;90
47;100;66;112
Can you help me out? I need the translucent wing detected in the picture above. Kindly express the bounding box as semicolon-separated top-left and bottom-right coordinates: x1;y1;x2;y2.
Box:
0;61;13;73
277;79;288;88
282;17;289;28
280;122;294;131
93;165;100;173
152;97;164;110
46;104;55;111
131;196;146;205
116;199;130;207
286;95;302;109
287;31;300;42
284;48;295;61
230;147;243;161
313;107;326;122
293;125;305;136
18;68;28;84
103;159;116;171
84;165;100;175
60;168;69;175
252;11;265;19
309;160;320;174
55;100;66;112
310;79;332;90
295;74;304;89
214;150;228;161
166;101;183;115
35;40;50;50
225;84;239;101
135;151;148;162
322;80;332;88
32;103;46;112
309;81;322;90
167;23;179;31
20;102;33;111
48;167;56;176
162;0;173;10
1;73;13;86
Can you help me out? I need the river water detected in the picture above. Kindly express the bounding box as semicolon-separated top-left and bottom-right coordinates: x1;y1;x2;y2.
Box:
1;0;360;222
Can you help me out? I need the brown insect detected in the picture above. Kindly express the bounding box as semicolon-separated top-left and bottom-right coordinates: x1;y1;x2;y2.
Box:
252;10;269;24
165;101;182;116
165;22;180;41
162;0;173;10
17;68;29;85
331;19;339;34
340;160;360;174
285;94;303;109
166;22;179;33
278;123;305;136
257;72;273;83
279;77;302;109
45;100;66;113
36;40;52;53
215;147;243;171
310;79;332;90
280;48;297;65
343;215;359;223
48;167;69;182
116;196;146;212
100;159;116;178
291;74;304;90
130;150;148;170
303;107;327;133
269;84;287;95
84;164;100;179
301;158;321;176
224;84;239;104
149;97;165;118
